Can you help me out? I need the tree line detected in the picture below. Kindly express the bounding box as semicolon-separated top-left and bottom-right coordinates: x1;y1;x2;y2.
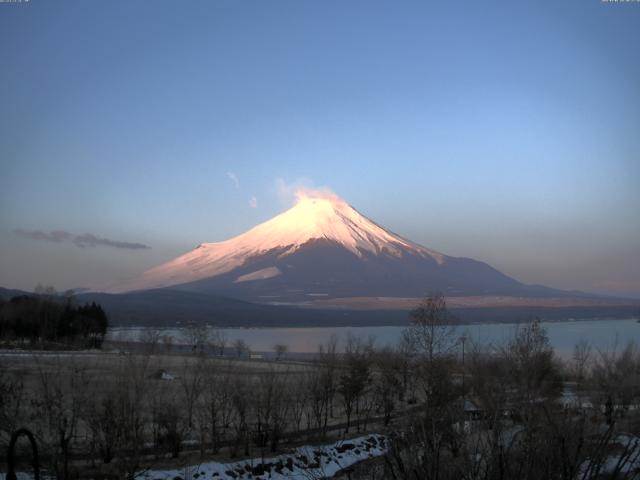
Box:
0;286;108;348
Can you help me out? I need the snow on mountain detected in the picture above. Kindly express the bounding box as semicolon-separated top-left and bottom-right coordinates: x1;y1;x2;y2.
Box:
109;194;447;293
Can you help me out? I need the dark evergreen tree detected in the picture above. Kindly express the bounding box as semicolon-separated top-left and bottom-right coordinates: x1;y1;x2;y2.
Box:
0;294;109;348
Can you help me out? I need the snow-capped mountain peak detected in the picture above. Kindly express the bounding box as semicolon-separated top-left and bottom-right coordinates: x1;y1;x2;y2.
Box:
109;194;446;293
235;194;442;259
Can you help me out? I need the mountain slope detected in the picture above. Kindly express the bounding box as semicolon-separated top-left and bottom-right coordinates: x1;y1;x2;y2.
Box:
111;194;445;292
108;194;562;301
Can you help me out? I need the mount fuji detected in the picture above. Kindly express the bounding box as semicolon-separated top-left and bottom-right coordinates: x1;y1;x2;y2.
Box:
108;193;566;302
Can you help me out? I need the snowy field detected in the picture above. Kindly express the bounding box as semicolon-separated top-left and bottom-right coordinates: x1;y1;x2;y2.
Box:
0;434;387;480
137;434;387;480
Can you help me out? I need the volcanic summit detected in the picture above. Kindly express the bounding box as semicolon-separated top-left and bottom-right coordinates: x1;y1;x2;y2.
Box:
109;193;557;301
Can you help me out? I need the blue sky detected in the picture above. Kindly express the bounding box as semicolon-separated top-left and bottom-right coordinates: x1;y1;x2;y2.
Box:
1;0;639;296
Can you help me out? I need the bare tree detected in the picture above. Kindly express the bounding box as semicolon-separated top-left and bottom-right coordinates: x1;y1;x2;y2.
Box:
592;340;640;421
306;368;326;433
405;293;457;363
31;356;89;480
138;327;162;355
0;362;25;451
503;319;562;412
229;374;250;457
111;353;153;479
211;328;228;356
156;392;186;458
572;339;592;386
395;333;416;402
338;335;372;433
254;366;290;454
289;374;309;436
181;323;210;355
200;360;234;454
315;335;338;436
373;348;401;425
233;338;250;358
180;356;205;429
274;343;288;361
161;334;174;354
84;390;120;465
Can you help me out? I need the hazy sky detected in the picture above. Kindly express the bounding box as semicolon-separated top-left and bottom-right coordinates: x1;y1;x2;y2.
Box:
1;0;639;297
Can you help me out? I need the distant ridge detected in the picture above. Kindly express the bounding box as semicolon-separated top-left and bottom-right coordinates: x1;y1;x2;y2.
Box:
1;286;637;327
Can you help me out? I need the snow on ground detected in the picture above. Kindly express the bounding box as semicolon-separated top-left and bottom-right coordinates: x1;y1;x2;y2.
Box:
578;433;640;478
138;434;387;480
601;434;640;476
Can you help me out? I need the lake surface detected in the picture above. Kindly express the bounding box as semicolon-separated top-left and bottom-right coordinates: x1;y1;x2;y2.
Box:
109;318;640;355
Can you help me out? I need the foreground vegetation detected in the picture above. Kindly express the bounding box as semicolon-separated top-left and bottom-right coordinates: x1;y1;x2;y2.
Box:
1;295;640;479
0;287;108;349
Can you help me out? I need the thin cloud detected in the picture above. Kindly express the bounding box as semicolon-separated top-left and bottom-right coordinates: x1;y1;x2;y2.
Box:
249;195;258;208
226;171;240;188
73;233;150;250
274;177;313;205
13;229;71;242
274;177;341;206
14;229;151;250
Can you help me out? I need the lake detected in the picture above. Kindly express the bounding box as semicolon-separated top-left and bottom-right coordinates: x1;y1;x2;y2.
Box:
109;318;640;356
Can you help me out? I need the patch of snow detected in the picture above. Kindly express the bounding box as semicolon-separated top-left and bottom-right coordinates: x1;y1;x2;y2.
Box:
581;433;640;477
234;266;282;283
137;434;387;480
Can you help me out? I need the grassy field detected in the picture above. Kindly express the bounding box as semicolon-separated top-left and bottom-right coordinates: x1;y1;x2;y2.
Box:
4;318;640;480
0;340;404;479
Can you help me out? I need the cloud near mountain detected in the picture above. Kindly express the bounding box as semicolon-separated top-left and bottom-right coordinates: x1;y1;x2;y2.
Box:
274;177;341;207
14;229;150;250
